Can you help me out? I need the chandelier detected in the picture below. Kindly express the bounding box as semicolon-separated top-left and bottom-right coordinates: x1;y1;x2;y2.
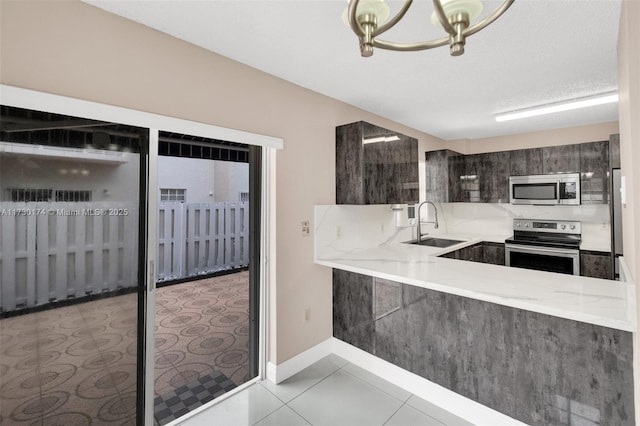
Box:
345;0;515;57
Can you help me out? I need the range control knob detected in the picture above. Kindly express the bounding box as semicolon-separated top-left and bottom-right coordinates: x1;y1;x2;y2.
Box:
561;224;567;230
524;223;529;227
570;225;576;230
516;222;521;227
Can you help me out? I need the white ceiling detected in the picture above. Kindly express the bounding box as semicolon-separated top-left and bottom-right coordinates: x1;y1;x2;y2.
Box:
84;0;621;141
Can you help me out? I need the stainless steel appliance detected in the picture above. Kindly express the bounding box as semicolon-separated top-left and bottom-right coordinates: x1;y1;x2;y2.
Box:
509;173;580;205
505;219;581;275
611;169;623;278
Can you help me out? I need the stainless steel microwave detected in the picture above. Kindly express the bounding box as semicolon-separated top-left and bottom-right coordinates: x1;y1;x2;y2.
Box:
509;173;581;205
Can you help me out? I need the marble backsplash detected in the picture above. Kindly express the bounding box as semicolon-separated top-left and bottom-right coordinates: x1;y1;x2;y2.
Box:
315;202;611;258
314;204;415;260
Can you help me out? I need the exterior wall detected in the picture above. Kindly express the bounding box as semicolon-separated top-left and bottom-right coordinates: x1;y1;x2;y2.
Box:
157;157;248;204
0;151;139;202
0;0;446;364
214;161;249;202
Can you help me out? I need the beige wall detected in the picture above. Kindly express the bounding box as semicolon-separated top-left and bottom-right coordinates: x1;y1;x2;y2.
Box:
618;1;640;423
0;1;446;364
447;121;620;155
618;0;639;286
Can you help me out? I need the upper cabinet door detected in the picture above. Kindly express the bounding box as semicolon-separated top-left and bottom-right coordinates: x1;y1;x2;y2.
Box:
480;151;510;203
336;121;418;205
542;144;580;174
336;122;365;204
580;141;609;204
509;148;543;176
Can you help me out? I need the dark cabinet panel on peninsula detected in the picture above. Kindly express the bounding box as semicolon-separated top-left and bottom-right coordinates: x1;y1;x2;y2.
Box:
337;121;418;205
333;269;634;425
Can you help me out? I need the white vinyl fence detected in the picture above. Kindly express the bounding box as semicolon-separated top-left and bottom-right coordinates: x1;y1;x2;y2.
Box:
0;201;249;312
0;202;139;312
157;202;249;282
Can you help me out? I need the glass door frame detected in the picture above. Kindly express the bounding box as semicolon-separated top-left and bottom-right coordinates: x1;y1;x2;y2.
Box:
1;84;280;425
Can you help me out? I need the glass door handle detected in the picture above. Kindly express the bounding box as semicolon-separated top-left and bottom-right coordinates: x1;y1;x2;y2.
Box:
148;260;156;292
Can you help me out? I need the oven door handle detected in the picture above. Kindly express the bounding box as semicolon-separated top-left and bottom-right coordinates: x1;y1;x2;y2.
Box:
505;243;579;256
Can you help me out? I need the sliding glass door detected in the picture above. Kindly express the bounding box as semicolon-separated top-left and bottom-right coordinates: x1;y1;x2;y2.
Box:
1;86;273;426
0;105;147;425
149;133;260;425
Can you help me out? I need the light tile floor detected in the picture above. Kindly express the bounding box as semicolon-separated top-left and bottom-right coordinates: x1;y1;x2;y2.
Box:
179;354;473;426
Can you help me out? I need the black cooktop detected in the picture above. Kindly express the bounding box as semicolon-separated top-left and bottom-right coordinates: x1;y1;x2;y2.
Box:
505;231;581;250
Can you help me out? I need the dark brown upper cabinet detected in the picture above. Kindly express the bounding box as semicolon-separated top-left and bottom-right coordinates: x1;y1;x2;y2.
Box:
509;148;543;176
439;151;509;202
336;121;418;205
542;144;580;174
426;137;616;205
580;141;609;204
424;149;464;203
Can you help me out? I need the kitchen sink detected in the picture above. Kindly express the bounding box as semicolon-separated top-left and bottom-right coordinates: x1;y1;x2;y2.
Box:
403;237;466;248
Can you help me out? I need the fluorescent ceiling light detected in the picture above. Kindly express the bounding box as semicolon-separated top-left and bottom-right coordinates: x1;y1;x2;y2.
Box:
494;92;619;122
362;135;401;144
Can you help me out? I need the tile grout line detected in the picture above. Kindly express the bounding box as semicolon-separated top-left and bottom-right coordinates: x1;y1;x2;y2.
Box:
254;381;313;426
338;362;413;405
381;402;405;426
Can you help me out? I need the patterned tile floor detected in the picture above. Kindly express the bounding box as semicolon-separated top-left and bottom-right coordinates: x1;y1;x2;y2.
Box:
0;270;250;425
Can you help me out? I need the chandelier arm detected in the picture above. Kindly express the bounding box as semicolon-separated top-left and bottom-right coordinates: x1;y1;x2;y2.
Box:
348;0;365;38
463;0;515;37
372;36;450;52
432;0;457;36
372;0;414;37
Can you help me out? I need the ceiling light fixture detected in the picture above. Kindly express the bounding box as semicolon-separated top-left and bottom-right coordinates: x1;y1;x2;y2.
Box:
344;0;514;57
494;92;619;122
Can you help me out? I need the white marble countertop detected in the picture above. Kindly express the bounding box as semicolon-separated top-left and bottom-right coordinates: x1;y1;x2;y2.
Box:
316;237;636;332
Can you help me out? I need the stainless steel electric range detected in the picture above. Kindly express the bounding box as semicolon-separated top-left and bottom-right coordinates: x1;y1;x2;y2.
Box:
505;219;581;276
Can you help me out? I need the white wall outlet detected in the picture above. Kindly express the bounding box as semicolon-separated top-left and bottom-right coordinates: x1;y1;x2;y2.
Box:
301;220;310;236
304;308;311;323
336;226;342;238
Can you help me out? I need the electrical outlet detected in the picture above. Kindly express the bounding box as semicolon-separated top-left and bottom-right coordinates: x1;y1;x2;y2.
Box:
304;308;311;323
336;226;342;238
380;223;384;233
301;220;310;236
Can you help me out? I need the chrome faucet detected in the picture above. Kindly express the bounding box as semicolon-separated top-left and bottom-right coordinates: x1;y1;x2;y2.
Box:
416;201;439;244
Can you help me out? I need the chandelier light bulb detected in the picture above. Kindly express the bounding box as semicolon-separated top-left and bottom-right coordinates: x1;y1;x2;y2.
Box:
430;0;484;27
344;0;514;57
342;0;391;26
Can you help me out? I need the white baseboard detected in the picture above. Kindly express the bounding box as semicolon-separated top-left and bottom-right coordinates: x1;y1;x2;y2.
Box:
331;338;526;426
266;337;525;425
266;337;333;384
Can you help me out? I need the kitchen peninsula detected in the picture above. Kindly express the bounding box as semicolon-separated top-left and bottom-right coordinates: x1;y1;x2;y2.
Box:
315;204;635;426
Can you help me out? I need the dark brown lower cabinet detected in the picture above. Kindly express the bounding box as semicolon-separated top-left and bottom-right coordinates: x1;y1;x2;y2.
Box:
439;242;505;266
580;250;613;279
442;244;612;280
